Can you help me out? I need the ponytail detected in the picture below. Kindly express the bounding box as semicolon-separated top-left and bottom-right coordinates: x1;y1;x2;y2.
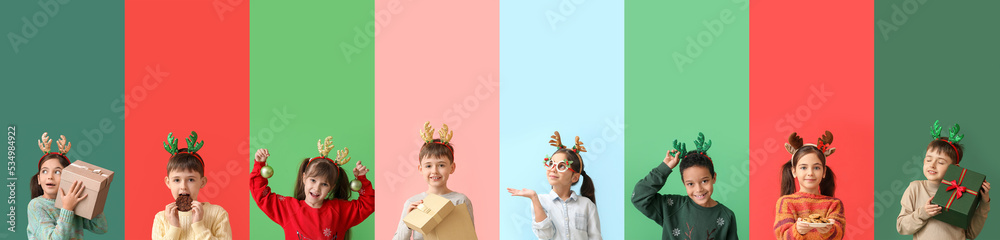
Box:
331;167;351;200
30;173;43;199
553;148;596;204
579;170;596;204
820;166;836;197
779;160;796;196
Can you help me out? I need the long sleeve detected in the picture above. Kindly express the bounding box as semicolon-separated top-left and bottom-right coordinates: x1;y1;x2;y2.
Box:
152;211;181;240
393;199;416;240
530;205;555;240
587;204;602;240
773;196;802;240
190;207;232;240
152;205;232;240
250;160;289;225
819;200;845;240
27;201;74;240
724;213;739;240
82;213;108;234
631;162;672;225
466;198;475;226
897;182;929;235
964;198;990;239
773;194;845;240
336;175;375;228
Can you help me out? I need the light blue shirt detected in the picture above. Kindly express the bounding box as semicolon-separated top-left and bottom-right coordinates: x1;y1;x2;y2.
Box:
531;190;602;240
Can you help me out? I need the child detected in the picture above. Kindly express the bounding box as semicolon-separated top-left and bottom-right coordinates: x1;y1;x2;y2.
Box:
896;121;991;239
152;132;232;239
632;133;738;240
773;131;845;240
27;132;109;239
507;131;602;239
250;136;374;240
393;122;474;240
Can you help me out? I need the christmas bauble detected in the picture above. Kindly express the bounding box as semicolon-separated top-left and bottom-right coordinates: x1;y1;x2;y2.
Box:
261;165;274;178
350;179;362;191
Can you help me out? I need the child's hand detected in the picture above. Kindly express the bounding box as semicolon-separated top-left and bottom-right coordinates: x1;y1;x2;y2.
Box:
507;188;538;199
663;150;681;169
59;180;89;211
353;161;368;176
924;198;943;217
191;201;204;223
816;219;835;234
982;181;991;202
795;218;813;235
254;148;269;163
406;200;424;214
164;202;180;228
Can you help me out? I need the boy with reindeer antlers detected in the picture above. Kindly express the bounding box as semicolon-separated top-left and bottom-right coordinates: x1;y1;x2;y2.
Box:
632;132;738;240
153;131;232;240
393;122;475;240
896;121;990;240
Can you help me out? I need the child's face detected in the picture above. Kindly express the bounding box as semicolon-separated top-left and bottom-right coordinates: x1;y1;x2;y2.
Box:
301;169;333;205
418;155;455;188
792;153;825;192
37;159;63;199
681;165;715;207
923;148;953;182
545;153;580;187
163;169;206;200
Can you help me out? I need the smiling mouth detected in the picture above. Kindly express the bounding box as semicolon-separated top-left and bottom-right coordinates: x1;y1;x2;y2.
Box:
429;176;442;181
692;193;707;199
927;170;938;175
309;192;320;198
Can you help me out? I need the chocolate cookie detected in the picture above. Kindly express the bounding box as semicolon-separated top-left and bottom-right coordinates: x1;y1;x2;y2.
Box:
176;194;193;212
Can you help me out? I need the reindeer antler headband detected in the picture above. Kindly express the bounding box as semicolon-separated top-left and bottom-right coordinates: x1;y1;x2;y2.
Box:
420;121;454;153
672;132;712;161
544;131;587;169
930;120;964;164
308;136;352;167
37;132;71;162
163;131;205;165
784;131;836;158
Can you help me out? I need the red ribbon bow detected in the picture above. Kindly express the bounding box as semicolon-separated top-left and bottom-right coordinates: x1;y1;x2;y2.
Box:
945;181;973;199
940;169;980;211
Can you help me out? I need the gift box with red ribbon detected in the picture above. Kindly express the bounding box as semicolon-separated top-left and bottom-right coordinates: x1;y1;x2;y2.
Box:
931;165;986;229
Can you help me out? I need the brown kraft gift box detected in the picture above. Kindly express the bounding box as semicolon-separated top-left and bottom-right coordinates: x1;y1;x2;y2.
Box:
403;193;456;235
54;160;114;219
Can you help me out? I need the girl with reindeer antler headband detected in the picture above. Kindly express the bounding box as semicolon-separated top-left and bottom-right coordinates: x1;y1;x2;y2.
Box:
896;120;990;240
27;132;109;239
251;137;374;240
393;121;476;240
631;132;738;240
506;131;602;240
773;131;845;240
